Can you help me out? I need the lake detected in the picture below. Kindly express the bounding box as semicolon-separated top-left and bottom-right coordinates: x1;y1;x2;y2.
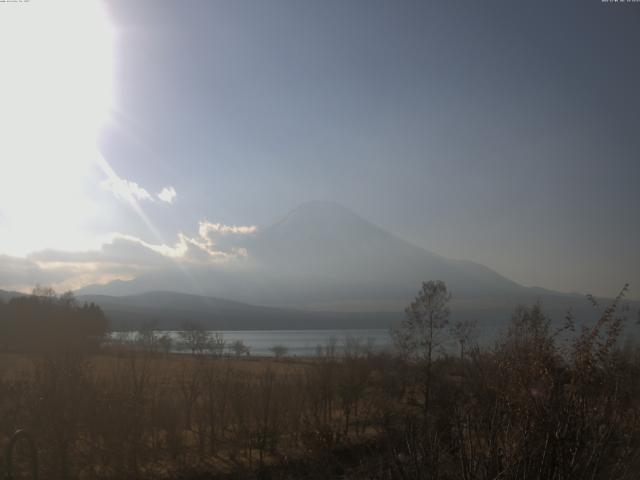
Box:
116;329;394;357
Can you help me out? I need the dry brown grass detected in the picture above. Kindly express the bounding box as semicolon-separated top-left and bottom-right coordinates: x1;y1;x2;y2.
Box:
1;290;640;479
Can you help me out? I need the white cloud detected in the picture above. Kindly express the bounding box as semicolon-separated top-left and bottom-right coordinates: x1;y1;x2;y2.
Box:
0;220;258;292
144;221;256;262
198;221;257;241
157;186;177;204
101;176;153;203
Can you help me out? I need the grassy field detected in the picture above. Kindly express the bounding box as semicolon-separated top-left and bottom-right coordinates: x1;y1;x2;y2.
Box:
1;347;392;479
0;351;309;380
2;298;640;479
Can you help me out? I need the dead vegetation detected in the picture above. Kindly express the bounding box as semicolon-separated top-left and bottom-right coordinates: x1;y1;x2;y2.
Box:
1;283;639;479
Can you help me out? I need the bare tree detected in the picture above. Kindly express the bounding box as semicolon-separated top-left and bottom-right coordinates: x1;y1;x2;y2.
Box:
178;320;215;356
59;290;77;308
230;339;250;357
393;280;451;418
157;334;173;356
315;336;338;359
136;320;159;352
32;284;57;301
269;344;288;359
450;319;478;360
209;332;226;357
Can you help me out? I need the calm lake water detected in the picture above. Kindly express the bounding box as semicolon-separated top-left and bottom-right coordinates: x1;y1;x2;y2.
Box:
215;329;393;356
117;329;394;357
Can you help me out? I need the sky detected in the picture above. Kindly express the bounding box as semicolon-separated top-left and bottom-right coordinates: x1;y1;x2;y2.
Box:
0;0;639;299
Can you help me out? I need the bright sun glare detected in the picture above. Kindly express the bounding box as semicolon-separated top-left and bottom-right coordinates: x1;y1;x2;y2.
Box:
0;0;114;256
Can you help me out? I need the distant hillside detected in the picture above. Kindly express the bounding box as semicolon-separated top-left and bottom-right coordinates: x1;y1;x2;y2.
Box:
73;202;639;333
0;289;24;302
5;287;637;336
77;202;535;307
77;289;640;337
77;291;402;331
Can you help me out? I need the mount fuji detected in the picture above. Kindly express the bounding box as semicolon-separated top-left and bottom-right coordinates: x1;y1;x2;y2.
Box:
74;202;629;330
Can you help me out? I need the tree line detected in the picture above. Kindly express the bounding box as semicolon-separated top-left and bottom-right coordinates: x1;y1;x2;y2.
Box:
0;286;107;353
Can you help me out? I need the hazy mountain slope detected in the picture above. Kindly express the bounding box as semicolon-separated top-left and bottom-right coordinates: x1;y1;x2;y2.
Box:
0;289;25;302
77;291;401;330
247;202;522;295
73;201;640;334
77;201;528;307
75;289;640;336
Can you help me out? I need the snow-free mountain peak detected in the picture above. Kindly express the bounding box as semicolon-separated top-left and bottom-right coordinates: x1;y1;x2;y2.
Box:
77;202;524;306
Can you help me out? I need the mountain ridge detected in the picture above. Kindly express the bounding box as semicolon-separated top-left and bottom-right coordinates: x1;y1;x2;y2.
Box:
77;201;527;305
70;201;637;334
75;290;402;330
